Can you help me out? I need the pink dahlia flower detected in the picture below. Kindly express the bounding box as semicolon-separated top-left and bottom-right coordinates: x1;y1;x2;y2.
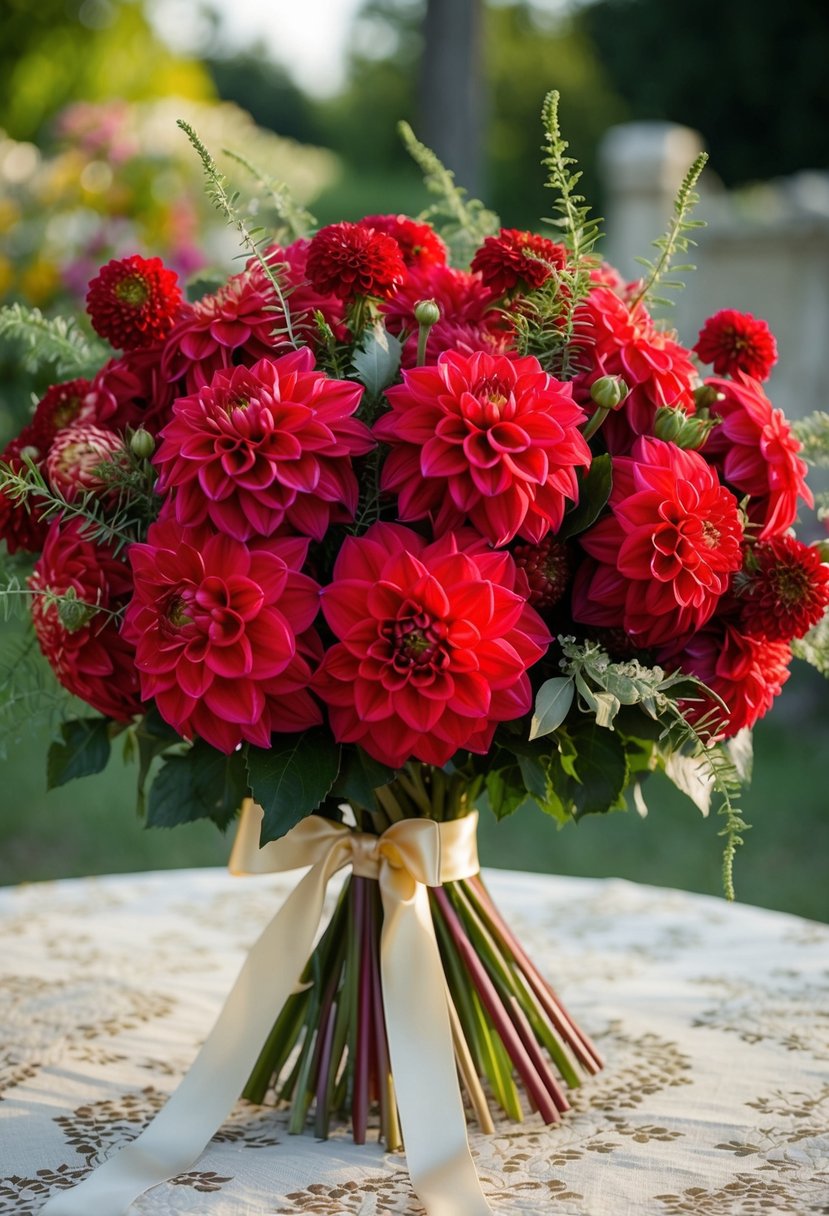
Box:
30;518;142;720
702;373;813;539
572;437;744;649
154;348;373;542
375;350;591;546
313;523;551;768
663;618;791;738
572;286;698;454
123;519;323;753
45;423;125;500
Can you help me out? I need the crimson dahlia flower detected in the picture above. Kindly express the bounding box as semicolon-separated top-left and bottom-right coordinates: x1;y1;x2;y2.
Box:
702;374;813;539
314;523;551;769
154;348;374;542
30;379;94;449
86;254;182;351
572;437;744;649
123;520;323;753
375;350;590;546
738;534;829;641
0;429;50;554
306;222;406;302
572;287;697;454
471;228;568;295
694;309;777;381
358;214;448;269
30;519;142;720
88;347;176;435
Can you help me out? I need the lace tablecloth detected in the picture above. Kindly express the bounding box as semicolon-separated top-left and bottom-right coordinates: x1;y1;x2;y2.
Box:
1;867;827;1215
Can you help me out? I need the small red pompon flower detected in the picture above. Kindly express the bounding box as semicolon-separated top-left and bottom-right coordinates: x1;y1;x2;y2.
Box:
313;523;551;769
738;534;829;641
702;373;813;539
123;519;323;753
29;518;142;721
665;619;791;738
571;286;698;454
513;536;574;610
359;214;447;268
30;379;94;450
571;437;744;649
305;222;406;302
694;309;778;381
0;428;50;554
86;255;182;351
45;424;125;500
154;347;374;542
375;350;591;547
471;229;568;295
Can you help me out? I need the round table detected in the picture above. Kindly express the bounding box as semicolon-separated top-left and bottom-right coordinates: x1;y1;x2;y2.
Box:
1;867;827;1215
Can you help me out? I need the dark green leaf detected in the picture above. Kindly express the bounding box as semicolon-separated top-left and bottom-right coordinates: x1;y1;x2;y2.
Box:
517;752;548;802
559;454;612;539
147;740;249;830
47;718;111;789
331;745;397;807
185;270;227;302
551;719;628;819
482;766;531;821
134;707;184;815
246;729;340;844
351;323;402;399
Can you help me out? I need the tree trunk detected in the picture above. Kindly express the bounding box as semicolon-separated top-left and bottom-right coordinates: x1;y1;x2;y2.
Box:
419;0;485;197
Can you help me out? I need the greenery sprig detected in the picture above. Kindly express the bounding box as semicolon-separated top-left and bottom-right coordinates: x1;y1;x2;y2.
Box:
629;151;708;311
223;148;317;243
398;120;499;268
0;303;107;379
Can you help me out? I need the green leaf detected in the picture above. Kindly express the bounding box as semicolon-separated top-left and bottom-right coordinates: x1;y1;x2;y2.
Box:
663;750;713;817
246;729;340;844
185;270;226;302
0;304;107;378
146;740;248;830
331;745;397;808
133;707;184;816
481;767;531;821
529;676;575;740
559;455;612;540
726;729;753;783
47;717;112;789
552;720;628;819
351;323;402;400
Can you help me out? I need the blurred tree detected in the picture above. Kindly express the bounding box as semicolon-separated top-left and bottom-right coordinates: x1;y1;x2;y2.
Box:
0;0;211;142
206;48;320;146
580;0;829;186
419;0;485;195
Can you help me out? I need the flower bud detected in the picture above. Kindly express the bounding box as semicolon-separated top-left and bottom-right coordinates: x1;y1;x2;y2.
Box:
414;298;441;327
590;375;629;411
19;445;40;464
654;406;717;451
130;428;155;460
693;384;725;413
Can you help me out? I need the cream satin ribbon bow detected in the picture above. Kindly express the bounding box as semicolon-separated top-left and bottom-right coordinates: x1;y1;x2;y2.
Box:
42;805;493;1216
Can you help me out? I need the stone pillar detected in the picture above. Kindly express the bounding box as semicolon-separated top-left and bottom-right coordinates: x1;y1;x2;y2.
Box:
599;122;706;281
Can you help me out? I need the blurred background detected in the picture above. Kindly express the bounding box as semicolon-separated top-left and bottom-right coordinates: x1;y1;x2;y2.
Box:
1;0;827;918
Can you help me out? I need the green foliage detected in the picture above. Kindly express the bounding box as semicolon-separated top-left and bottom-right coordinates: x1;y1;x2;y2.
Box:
246;729;340;844
147;740;248;832
793;411;829;466
540;90;602;264
0;305;106;380
550;718;629;819
331;746;398;809
351;323;402;404
132;708;184;816
558;455;613;539
792;613;829;679
46;717;111;789
529;677;575;741
0;624;78;757
629;152;708;311
398;121;499;267
176;120;299;349
223;148;317;242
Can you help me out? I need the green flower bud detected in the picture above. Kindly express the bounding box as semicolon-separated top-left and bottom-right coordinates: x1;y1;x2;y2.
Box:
590;375;629;411
693;384;725;413
130;428;155;460
654;406;717;451
414;298;441;327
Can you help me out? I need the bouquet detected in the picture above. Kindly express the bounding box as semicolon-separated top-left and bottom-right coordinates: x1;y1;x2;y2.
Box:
2;93;828;1215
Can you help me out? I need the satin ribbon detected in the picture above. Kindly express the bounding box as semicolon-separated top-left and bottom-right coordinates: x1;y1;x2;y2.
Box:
42;805;493;1216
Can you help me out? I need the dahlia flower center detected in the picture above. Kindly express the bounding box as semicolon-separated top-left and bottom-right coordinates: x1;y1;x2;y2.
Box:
165;593;193;629
384;610;448;671
769;564;809;608
701;519;721;547
115;275;150;308
53;397;83;428
473;374;510;414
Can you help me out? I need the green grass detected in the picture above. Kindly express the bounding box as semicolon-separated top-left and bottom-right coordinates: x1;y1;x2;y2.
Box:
0;663;826;921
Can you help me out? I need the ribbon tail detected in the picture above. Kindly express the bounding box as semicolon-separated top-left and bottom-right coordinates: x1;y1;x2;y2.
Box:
380;875;493;1216
41;851;347;1216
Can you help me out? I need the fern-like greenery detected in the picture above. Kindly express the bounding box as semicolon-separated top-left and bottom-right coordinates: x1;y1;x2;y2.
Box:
793;410;829;466
177;120;299;349
0;304;107;379
792;612;829;678
0;627;78;757
398;121;499;268
629;152;708;311
540;91;602;266
223;148;316;243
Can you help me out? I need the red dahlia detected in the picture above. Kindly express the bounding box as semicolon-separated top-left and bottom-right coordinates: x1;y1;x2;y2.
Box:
738;534;829;641
0;428;50;554
572;287;698;454
88;346;175;435
665;618;791;738
86;255;182;351
30;518;142;721
359;214;447;268
313;523;551;769
123;519;323;753
305;222;406;302
694;309;778;381
572;437;744;649
154;348;374;542
702;373;813;538
471;229;568;295
375;350;591;547
45;424;125;500
513;536;573;610
30;379;94;449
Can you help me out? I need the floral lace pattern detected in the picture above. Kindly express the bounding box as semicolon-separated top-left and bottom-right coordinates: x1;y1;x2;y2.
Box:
0;868;827;1214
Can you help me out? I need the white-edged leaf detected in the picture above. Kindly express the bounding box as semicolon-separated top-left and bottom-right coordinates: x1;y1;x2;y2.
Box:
632;781;649;818
726;729;753;783
529;676;575;741
664;751;713;816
